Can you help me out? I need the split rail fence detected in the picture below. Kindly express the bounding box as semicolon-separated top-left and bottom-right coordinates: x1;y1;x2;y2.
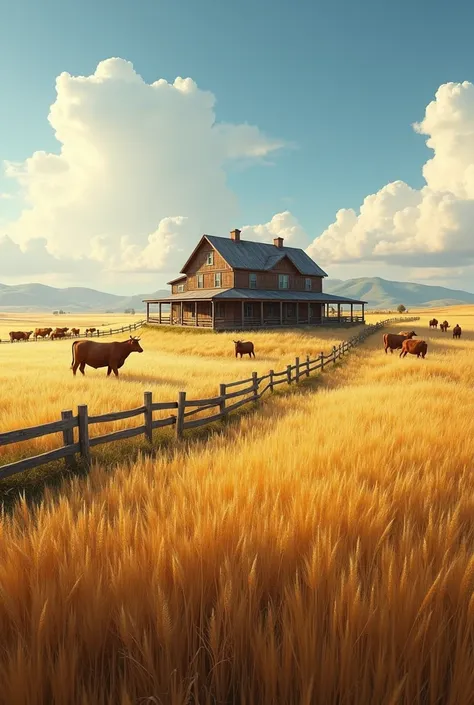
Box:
0;319;146;344
0;317;419;481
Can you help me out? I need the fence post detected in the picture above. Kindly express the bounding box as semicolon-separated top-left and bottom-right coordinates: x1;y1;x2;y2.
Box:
320;351;324;370
61;410;75;469
295;357;300;383
333;346;337;364
77;405;90;467
176;391;186;439
252;372;259;401
219;384;226;418
269;370;274;392
287;364;292;384
144;391;153;444
306;355;310;377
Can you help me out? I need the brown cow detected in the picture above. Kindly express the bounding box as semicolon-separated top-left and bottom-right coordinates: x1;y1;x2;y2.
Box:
85;328;97;337
440;321;449;332
71;336;143;377
70;328;80;337
400;339;428;358
51;328;68;340
34;327;53;340
9;331;32;342
429;318;438;328
383;330;417;354
234;340;255;359
453;324;462;339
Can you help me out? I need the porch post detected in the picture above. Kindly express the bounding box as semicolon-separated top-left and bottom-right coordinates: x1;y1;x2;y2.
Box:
260;301;264;326
307;302;310;324
180;301;183;326
146;302;149;322
241;301;245;328
159;303;162;324
211;300;215;329
296;302;299;324
350;303;353;322
280;301;283;326
337;303;341;322
195;301;198;326
362;303;365;323
169;303;172;325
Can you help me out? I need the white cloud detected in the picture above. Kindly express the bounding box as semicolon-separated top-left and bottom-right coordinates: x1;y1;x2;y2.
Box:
307;81;474;270
241;210;310;249
3;57;284;279
0;193;13;200
0;235;100;277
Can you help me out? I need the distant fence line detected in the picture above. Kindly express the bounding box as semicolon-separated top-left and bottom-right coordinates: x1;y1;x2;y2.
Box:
0;320;147;344
0;317;419;482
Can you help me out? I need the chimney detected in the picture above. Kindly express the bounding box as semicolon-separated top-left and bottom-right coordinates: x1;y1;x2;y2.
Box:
230;228;241;242
273;236;284;248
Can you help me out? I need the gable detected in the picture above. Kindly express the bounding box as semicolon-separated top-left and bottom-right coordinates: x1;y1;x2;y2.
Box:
181;237;231;275
266;254;301;275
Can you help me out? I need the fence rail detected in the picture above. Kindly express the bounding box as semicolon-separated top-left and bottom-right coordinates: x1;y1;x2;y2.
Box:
0;319;147;344
0;317;419;481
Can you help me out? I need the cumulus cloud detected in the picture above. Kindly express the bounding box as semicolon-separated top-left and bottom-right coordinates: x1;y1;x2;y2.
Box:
4;57;284;278
0;235;100;277
308;81;474;269
241;211;310;249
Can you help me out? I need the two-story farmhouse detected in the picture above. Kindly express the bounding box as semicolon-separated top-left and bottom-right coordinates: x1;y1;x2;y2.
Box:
144;229;367;330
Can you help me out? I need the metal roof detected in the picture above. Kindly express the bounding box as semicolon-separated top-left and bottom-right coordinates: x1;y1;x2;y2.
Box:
143;288;367;304
183;236;329;278
167;275;187;285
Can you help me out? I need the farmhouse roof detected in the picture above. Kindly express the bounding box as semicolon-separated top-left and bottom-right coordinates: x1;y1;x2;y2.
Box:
180;235;328;277
143;288;367;305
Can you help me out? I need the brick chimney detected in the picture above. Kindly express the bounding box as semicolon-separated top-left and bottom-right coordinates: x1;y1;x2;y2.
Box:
273;236;284;248
230;228;241;242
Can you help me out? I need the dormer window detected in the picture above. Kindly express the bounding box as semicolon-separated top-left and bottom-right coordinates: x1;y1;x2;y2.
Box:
206;252;214;266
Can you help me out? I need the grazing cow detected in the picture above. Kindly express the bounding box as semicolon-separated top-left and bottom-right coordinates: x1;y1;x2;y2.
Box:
453;324;462;339
70;328;80;337
233;340;255;359
429;318;439;328
34;327;53;340
400;339;428;358
71;336;143;377
440;321;450;332
85;327;97;337
9;331;32;342
383;330;417;354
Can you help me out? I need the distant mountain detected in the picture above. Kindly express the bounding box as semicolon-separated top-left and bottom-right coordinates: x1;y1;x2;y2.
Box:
0;277;473;312
324;277;474;308
0;283;169;313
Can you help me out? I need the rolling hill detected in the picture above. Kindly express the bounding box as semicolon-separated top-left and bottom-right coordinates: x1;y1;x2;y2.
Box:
0;277;473;312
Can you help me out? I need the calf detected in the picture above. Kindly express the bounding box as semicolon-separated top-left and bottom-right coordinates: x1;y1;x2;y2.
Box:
400;339;428;359
233;340;255;359
453;324;462;339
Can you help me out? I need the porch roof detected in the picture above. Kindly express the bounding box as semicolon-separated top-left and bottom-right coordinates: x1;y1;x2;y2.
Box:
143;288;367;305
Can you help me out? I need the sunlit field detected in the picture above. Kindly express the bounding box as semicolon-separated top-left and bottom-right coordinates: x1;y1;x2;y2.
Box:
0;307;472;703
0;321;365;470
0;312;140;341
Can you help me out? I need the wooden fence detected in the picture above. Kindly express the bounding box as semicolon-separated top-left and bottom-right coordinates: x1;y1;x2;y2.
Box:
0;317;419;481
0;319;147;344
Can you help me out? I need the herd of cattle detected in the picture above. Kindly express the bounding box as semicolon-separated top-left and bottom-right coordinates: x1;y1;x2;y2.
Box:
8;327;98;342
383;320;463;358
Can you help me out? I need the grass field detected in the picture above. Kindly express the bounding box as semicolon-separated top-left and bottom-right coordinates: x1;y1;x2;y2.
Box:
0;308;473;703
0;312;140;341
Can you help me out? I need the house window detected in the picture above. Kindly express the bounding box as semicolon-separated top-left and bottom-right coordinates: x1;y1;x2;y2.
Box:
206;252;214;266
249;273;257;289
216;302;225;318
214;272;222;288
177;284;185;293
278;274;289;289
305;278;312;291
197;274;204;288
244;303;254;318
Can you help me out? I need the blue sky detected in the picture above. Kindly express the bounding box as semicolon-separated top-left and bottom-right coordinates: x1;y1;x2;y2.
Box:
1;0;474;293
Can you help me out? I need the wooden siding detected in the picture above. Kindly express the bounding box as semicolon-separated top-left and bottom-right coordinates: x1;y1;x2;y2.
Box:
234;269;323;292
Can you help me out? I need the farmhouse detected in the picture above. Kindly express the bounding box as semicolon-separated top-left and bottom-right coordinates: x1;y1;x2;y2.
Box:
144;229;367;330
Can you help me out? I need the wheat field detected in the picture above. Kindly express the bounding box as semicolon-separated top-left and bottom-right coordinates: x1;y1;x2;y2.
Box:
0;308;473;703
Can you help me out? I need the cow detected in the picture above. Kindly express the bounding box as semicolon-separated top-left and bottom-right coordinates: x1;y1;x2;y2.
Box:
400;339;428;358
34;327;53;340
453;324;462;339
440;321;450;332
71;336;143;377
70;328;80;337
51;328;69;340
9;331;32;342
429;318;439;328
383;330;417;354
85;328;97;337
233;340;255;359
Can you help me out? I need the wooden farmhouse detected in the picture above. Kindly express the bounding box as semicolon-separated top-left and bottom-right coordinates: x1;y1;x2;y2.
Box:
144;229;367;330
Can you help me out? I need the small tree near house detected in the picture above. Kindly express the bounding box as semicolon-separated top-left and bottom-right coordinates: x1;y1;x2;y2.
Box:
397;304;406;314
